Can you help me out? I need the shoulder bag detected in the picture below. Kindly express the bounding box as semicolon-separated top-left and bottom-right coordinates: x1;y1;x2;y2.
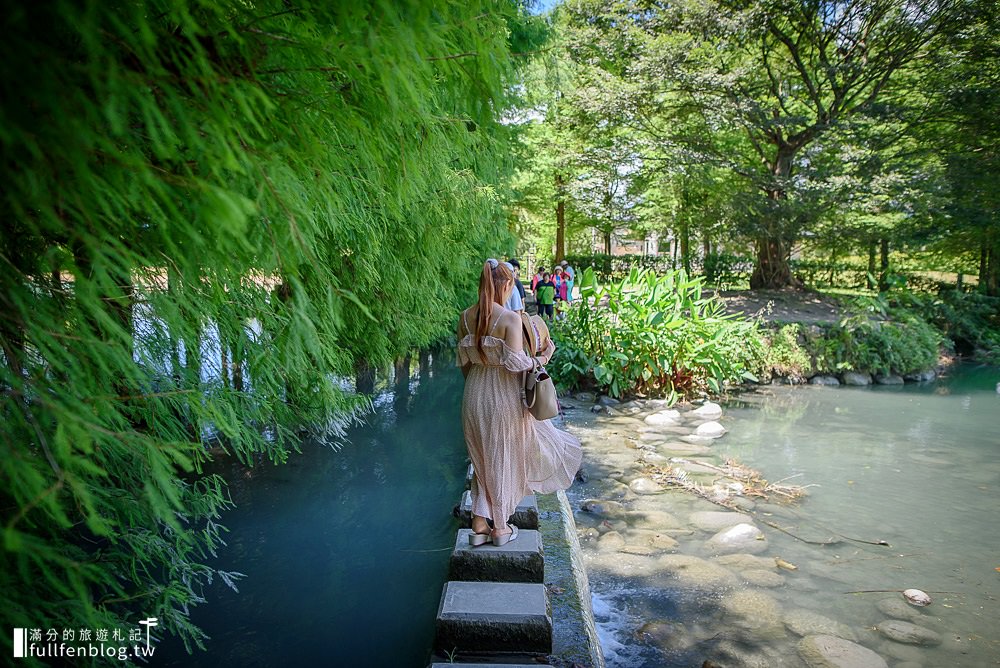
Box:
521;313;558;420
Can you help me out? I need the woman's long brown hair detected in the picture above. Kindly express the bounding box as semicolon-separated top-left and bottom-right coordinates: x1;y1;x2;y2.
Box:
475;260;513;359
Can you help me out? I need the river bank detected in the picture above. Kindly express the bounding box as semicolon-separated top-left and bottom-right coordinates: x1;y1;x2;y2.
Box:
557;370;1000;668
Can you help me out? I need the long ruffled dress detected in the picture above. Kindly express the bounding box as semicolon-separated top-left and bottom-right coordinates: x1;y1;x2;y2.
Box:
457;309;583;527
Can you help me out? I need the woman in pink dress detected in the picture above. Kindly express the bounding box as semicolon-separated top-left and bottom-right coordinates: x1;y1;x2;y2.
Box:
457;259;582;546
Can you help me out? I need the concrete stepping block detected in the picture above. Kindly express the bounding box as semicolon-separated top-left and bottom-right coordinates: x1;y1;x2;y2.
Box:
434;581;552;654
458;490;539;530
450;529;544;583
464;463;475;490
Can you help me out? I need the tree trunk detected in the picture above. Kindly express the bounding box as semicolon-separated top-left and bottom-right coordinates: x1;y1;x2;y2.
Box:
555;174;566;263
979;241;989;293
984;239;999;297
878;238;889;293
356;359;375;394
680;221;691;275
749;237;794;289
867;243;877;290
750;146;798;289
703;234;713;282
603;231;611;255
232;347;244;392
220;346;231;389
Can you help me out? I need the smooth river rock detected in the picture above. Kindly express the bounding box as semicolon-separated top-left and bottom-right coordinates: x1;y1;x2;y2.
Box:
622;509;682;530
656;554;740;589
874;374;904;385
722;589;786;639
875;597;925;623
876;619;942;646
810;375;841;386
680;435;717;446
691;401;723;419
579;498;626;518
798;634;888;668
712;553;776;571
842;371;872;386
784;608;858;641
628;477;664;495
695;421;727;438
597;531;626;552
644;410;681;426
741;568;785;587
706;522;768;554
689;510;753;531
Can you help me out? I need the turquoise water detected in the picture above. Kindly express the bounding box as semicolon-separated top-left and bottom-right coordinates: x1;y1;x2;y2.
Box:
578;364;1000;667
154;356;466;667
721;365;1000;665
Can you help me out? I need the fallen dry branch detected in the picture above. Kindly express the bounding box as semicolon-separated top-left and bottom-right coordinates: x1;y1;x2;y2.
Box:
640;457;813;506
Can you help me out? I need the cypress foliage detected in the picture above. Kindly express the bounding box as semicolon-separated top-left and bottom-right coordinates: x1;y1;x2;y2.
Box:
1;0;535;654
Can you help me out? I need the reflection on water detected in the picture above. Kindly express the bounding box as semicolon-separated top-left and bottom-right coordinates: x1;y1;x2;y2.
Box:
153;352;466;667
573;364;1000;668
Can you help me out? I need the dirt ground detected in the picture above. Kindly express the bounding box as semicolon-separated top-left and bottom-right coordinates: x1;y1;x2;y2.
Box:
714;289;849;324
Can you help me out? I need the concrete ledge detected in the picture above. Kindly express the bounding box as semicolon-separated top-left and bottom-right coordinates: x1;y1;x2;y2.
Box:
430;664;543;667
450;529;544;583
543;490;605;668
465;463;475;491
434;581;552;655
459;490;540;530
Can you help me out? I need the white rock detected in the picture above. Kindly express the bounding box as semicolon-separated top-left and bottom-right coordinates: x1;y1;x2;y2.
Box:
692;401;723;419
810;375;841;386
706;522;768;554
798;634;888;668
644;410;681;426
695;421;727;438
902;589;931;607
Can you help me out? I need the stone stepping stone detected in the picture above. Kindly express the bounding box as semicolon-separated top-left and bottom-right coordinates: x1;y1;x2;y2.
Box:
464;463;474;490
449;529;544;583
458;491;539;530
434;581;552;654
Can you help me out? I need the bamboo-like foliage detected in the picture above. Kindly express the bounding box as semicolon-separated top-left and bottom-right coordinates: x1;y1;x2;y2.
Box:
0;0;535;653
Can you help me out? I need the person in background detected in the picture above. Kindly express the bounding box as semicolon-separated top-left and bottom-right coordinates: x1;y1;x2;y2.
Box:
456;259;581;547
503;261;524;313
530;266;545;292
509;258;526;306
560;260;575;303
552;266;568;306
534;271;555;320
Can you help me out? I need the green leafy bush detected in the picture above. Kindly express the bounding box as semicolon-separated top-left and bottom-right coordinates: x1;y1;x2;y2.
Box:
763;324;813;381
795;315;941;376
550;267;765;400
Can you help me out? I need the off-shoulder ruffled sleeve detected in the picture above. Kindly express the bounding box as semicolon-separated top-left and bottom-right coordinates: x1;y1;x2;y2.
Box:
500;343;534;373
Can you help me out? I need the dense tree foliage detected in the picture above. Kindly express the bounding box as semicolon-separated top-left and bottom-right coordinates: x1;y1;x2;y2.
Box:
1;0;537;655
512;0;1000;296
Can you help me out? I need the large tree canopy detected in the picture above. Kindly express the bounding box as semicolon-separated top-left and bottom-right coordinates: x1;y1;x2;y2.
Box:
556;0;961;287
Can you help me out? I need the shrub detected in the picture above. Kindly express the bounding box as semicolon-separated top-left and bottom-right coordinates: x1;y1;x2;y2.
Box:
549;267;765;401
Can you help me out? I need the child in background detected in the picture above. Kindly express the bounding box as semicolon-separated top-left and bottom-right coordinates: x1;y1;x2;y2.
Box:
534;272;555;320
